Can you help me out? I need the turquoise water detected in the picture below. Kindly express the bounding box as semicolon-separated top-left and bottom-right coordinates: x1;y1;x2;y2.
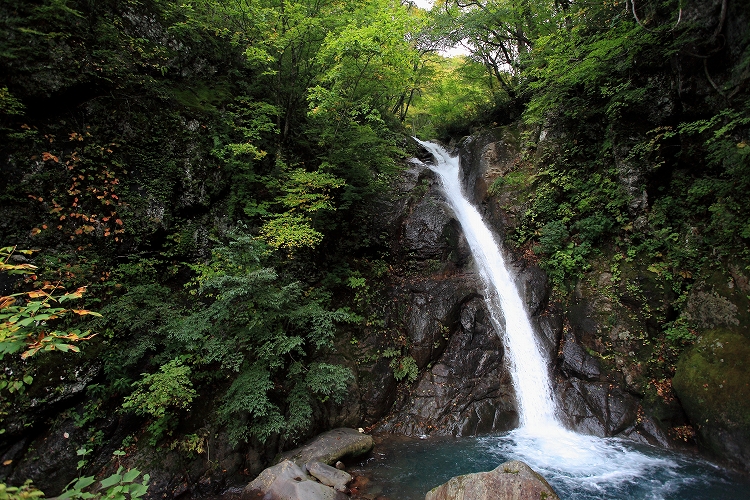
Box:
350;433;750;499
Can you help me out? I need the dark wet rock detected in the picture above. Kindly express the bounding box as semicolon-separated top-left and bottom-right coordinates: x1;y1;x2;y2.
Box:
3;419;80;495
278;428;373;467
356;355;400;425
531;309;564;364
377;297;517;436
401;277;479;370
619;413;673;448
402;193;454;261
556;378;608;436
425;460;560;500
556;378;641;437
516;264;549;317
458;129;519;204
560;330;601;381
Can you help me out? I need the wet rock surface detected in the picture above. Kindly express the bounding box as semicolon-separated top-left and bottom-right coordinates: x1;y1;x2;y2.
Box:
378;297;517;436
425;460;560;500
241;430;371;500
306;461;352;492
278;428;374;468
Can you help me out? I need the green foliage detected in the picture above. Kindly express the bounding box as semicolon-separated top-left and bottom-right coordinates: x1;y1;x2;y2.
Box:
0;481;44;500
0;87;24;116
259;168;346;251
0;246;100;361
390;355;419;384
488;170;530;195
664;319;696;347
407;56;496;139
160;228;356;445
537;220;568;255
122;359;196;443
59;466;149;500
1;455;149;500
382;348;419;383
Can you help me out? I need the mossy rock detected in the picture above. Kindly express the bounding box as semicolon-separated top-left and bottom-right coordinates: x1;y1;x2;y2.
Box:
673;329;750;470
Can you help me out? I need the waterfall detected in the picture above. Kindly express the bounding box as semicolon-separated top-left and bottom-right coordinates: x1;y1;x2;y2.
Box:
414;139;560;431
378;140;714;498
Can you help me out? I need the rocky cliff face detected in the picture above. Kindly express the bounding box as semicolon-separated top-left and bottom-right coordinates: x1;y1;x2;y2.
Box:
367;129;693;452
359;133;526;437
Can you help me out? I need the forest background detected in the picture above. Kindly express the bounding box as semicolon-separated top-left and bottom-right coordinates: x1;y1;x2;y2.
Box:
1;0;748;497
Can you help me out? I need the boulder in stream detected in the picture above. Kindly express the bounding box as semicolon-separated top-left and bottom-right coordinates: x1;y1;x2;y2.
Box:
240;459;347;500
306;461;352;492
424;460;560;500
241;428;369;500
277;427;374;466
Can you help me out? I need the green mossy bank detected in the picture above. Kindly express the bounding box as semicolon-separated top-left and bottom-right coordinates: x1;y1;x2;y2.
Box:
674;329;750;463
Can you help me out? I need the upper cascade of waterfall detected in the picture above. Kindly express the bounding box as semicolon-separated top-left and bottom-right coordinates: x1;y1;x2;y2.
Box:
413;138;561;431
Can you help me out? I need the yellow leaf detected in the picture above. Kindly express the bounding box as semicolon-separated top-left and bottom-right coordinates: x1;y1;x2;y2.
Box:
0;296;16;309
72;309;96;315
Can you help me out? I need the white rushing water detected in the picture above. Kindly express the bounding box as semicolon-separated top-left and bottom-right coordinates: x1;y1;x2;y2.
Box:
412;139;684;495
414;138;558;430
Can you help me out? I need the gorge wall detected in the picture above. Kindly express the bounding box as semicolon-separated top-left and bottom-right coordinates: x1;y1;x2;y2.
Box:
359;125;749;474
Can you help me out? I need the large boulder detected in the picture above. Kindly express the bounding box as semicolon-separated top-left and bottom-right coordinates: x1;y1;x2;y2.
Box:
425;460;560;500
277;428;373;467
242;428;367;500
672;328;750;472
241;460;347;500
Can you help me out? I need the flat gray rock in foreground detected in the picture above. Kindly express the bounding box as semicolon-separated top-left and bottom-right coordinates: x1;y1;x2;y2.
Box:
425;460;560;500
241;460;347;500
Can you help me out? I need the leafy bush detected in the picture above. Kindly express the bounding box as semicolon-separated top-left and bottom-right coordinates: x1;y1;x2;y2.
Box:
390;355;419;384
383;348;419;383
122;359;196;443
159;228;356;445
537;220;569;255
1;246;101;361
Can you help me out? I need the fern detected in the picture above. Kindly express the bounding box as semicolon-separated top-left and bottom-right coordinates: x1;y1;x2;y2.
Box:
153;227;354;445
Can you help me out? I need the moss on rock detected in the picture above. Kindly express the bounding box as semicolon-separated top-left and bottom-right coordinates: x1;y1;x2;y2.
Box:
672;328;750;470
